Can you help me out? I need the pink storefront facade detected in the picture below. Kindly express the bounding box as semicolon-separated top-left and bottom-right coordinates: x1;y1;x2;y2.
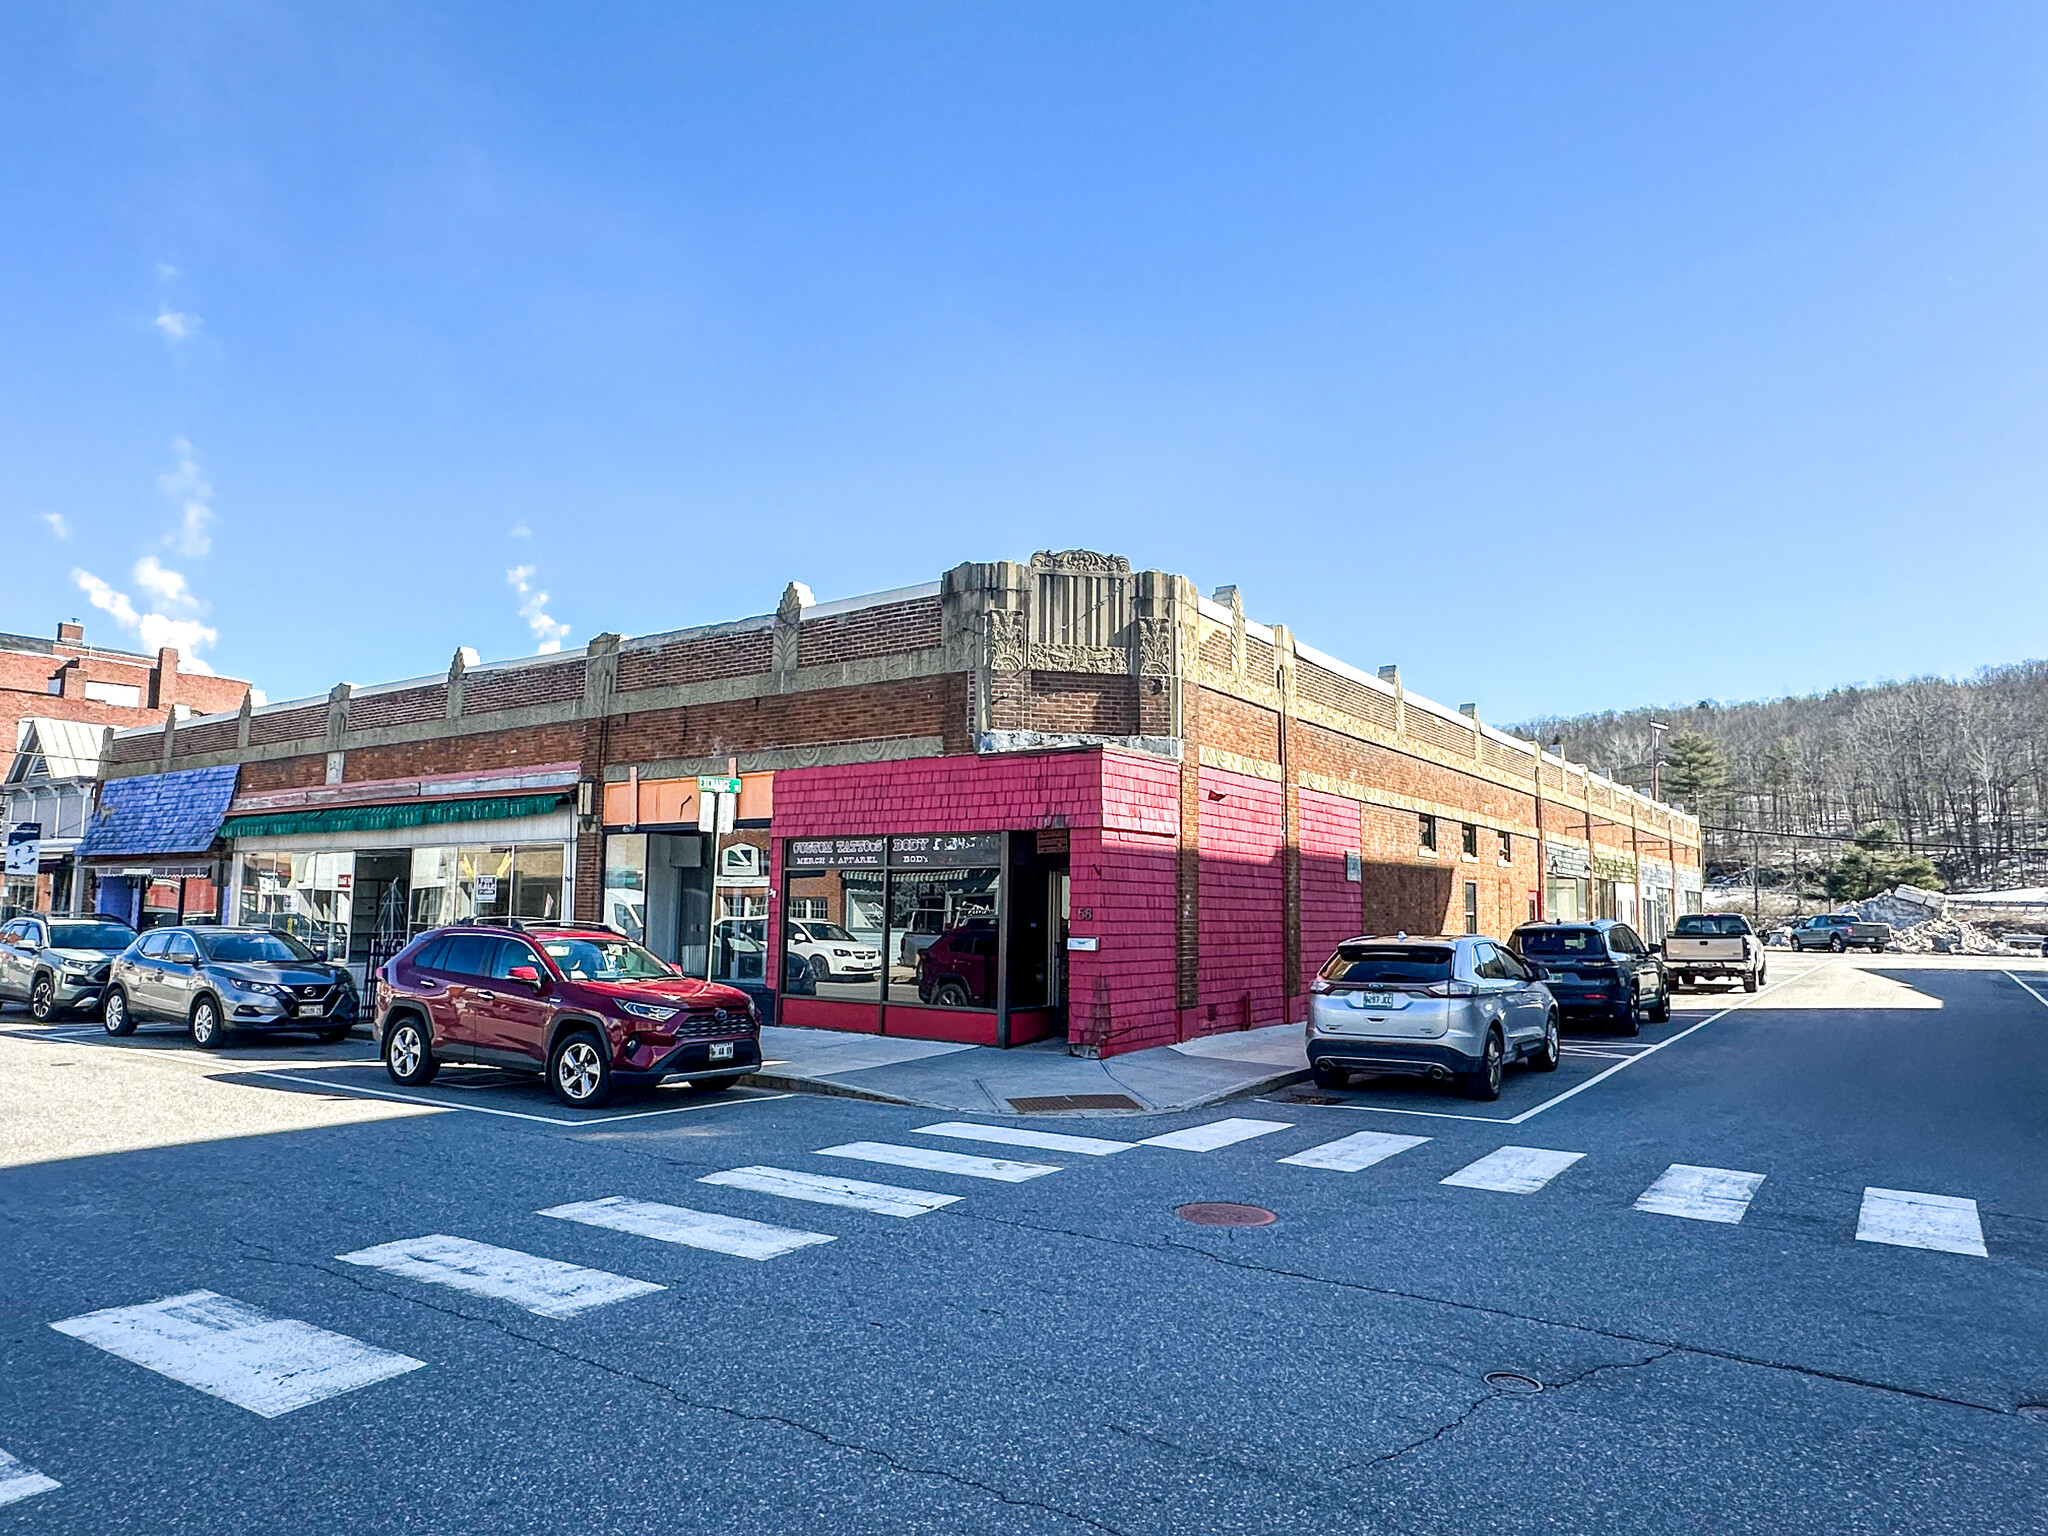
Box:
769;746;1189;1056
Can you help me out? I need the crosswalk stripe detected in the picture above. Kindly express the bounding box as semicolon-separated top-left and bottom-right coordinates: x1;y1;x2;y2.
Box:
1279;1130;1431;1171
50;1291;426;1418
1634;1164;1766;1224
1139;1118;1295;1152
0;1449;59;1509
1440;1146;1586;1194
540;1196;835;1261
816;1141;1062;1183
701;1165;961;1217
915;1121;1135;1156
1855;1188;1988;1257
335;1235;665;1318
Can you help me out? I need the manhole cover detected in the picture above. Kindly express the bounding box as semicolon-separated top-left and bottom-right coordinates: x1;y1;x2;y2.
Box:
2018;1404;2048;1422
1176;1202;1277;1227
1484;1372;1543;1394
1007;1093;1143;1113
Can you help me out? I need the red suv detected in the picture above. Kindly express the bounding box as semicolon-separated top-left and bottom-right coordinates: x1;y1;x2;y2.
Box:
373;921;759;1109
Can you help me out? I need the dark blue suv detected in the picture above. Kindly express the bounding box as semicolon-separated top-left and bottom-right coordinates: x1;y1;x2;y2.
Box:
1509;920;1670;1035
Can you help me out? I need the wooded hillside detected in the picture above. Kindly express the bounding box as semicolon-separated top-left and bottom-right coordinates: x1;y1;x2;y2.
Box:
1512;662;2048;890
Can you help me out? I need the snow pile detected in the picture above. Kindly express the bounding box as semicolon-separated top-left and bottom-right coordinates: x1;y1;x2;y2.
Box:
1848;886;2004;954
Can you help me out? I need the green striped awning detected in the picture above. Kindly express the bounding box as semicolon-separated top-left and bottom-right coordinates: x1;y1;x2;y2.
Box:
221;793;567;841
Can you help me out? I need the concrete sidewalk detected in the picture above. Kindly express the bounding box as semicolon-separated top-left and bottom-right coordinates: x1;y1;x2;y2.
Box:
748;1020;1311;1114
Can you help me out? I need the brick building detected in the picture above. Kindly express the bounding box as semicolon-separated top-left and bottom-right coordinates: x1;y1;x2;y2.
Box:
2;622;254;919
102;551;1701;1055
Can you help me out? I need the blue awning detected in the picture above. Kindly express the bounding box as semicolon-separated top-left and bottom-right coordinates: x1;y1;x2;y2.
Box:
80;766;242;859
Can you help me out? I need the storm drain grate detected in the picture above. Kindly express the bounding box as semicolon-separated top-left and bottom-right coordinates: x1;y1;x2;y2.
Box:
1006;1093;1145;1114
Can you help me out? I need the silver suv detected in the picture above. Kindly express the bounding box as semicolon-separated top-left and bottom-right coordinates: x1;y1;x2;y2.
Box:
1306;934;1560;1100
0;914;138;1020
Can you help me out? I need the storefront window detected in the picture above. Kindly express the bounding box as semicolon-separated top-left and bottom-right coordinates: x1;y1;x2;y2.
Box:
601;834;648;943
239;852;353;958
404;843;569;935
710;832;770;985
1545;876;1587;923
783;835;1004;1012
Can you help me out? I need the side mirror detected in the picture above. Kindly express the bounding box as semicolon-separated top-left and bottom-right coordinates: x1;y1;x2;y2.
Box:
507;964;542;986
668;962;688;976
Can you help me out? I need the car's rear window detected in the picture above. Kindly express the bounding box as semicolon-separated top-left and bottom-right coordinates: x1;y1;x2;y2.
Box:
1319;944;1453;985
1672;915;1748;937
1514;928;1605;956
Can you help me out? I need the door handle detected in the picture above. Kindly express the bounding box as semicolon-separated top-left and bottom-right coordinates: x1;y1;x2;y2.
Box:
474;990;496;1002
417;980;441;991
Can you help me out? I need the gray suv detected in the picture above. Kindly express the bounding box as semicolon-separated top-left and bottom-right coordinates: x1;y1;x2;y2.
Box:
1307;934;1560;1100
0;914;137;1020
103;926;359;1047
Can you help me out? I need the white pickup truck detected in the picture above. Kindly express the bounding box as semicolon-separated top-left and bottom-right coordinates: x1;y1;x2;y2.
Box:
1662;913;1766;993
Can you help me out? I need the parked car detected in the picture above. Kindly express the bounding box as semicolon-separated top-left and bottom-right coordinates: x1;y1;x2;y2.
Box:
101;926;359;1046
915;919;998;1006
1663;912;1767;993
1790;913;1891;952
1306;934;1560;1101
1509;920;1670;1035
785;919;882;982
0;914;137;1021
374;920;759;1109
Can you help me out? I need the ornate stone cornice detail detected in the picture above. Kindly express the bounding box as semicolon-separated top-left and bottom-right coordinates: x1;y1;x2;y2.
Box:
1032;643;1125;675
1030;549;1130;575
986;609;1028;672
1134;617;1174;678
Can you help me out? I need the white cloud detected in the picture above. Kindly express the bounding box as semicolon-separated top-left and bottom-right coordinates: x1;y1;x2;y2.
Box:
154;310;200;342
131;555;195;609
72;566;218;671
506;565;571;655
157;437;213;556
510;521;531;539
40;513;69;540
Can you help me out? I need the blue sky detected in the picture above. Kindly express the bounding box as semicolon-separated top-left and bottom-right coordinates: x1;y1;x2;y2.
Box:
3;4;2044;721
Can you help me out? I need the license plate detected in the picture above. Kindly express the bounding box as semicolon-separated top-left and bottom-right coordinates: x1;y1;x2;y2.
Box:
708;1042;735;1062
1348;991;1408;1010
296;1004;324;1018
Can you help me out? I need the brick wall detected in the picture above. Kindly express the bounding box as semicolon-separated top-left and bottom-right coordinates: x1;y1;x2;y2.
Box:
349;685;449;731
1197;688;1279;762
0;636;251;769
796;597;942;668
1298;788;1365;982
606;677;969;764
343;725;583;782
1030;672;1136;736
617;631;773;692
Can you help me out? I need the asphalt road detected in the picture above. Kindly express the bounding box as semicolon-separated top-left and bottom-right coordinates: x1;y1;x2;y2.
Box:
2;954;2044;1534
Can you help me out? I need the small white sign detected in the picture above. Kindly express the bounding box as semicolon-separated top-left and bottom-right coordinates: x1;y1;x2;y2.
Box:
4;824;41;877
474;874;500;903
1066;935;1100;952
1344;850;1362;883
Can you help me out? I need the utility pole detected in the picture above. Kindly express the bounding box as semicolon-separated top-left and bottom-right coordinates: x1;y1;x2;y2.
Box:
1648;721;1668;806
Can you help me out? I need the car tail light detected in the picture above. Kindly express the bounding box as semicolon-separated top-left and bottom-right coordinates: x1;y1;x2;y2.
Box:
1422;979;1477;998
1309;977;1332;994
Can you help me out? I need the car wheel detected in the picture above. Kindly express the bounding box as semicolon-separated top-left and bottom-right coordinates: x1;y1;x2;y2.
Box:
384;1015;438;1086
1829;935;1846;953
1311;1060;1348;1090
102;988;136;1037
1531;1013;1561;1072
1461;1029;1504;1100
1650;987;1671;1023
1618;988;1641;1038
806;954;831;981
1742;969;1759;993
932;980;971;1008
315;1025;353;1044
29;974;58;1022
188;996;226;1050
549;1029;614;1109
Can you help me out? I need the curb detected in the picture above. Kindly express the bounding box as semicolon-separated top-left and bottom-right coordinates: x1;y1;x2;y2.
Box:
1179;1065;1315;1111
742;1070;922;1107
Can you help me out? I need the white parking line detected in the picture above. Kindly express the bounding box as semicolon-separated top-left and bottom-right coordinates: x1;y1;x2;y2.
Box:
1139;1118;1295;1152
1855;1188;1988;1257
50;1291;426;1417
1440;1146;1586;1194
701;1166;961;1217
914;1121;1135;1156
2004;971;2048;1010
336;1234;665;1318
817;1141;1062;1182
1278;1129;1431;1171
1634;1164;1767;1224
0;1449;59;1509
540;1197;836;1260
